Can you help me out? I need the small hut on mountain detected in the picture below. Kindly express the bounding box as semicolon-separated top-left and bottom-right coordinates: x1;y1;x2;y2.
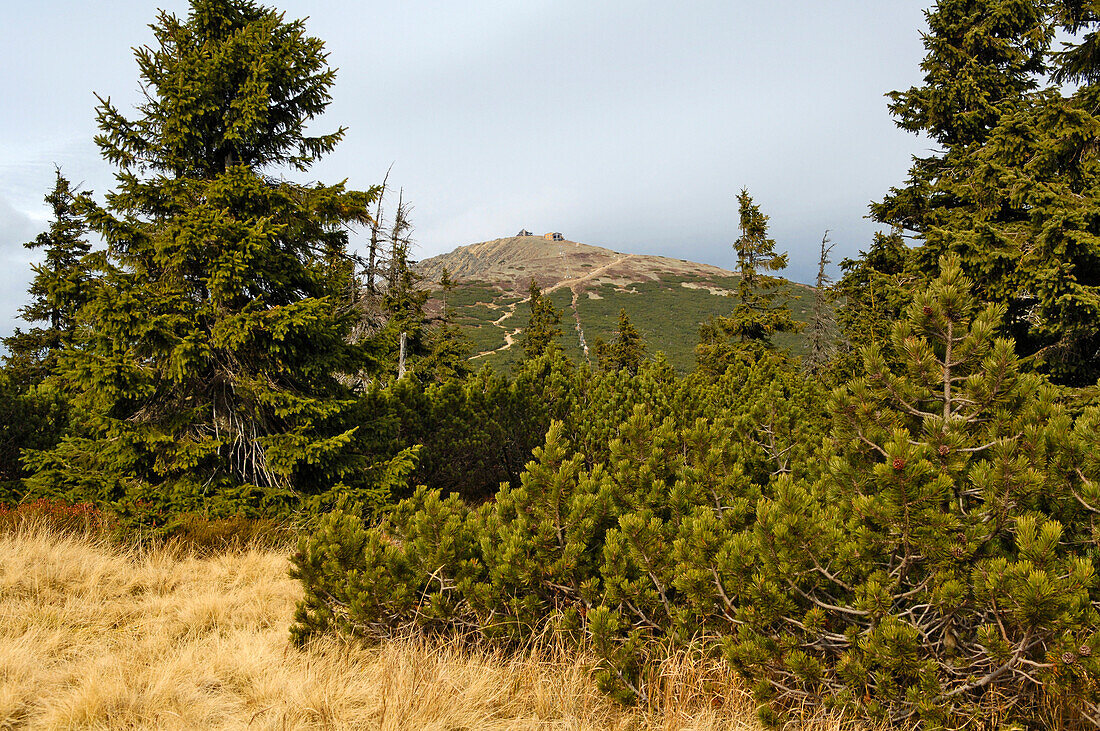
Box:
517;229;533;237
544;232;564;242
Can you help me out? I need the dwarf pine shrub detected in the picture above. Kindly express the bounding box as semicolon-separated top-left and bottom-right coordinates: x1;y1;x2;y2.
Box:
290;258;1100;728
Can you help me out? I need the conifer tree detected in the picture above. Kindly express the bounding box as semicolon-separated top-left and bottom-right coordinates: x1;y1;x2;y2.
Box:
0;372;66;501
379;212;429;382
832;231;915;378
697;190;797;374
885;0;1050;149
594;308;646;375
730;189;795;342
520;279;563;361
24;0;377;515
872;0;1100;383
3;170;94;387
418;267;471;383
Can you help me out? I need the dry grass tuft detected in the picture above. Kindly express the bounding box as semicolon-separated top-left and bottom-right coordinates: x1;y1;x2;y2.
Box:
0;521;872;730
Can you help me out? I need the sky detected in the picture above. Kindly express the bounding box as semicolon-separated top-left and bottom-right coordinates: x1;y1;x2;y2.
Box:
0;0;935;342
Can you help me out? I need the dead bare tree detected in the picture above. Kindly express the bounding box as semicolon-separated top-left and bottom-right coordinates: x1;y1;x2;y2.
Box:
365;166;391;295
804;230;838;376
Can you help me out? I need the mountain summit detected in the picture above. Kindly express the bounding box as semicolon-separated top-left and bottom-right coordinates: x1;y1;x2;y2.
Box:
416;234;737;293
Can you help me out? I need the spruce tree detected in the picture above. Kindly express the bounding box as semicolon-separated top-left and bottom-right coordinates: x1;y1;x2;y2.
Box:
594;308;646;375
885;0;1050;149
24;0;377;515
3;170;94;387
697;189;797;374
0;372;66;502
729;189;795;343
873;0;1100;384
419;267;471;384
379;218;430;382
520;279;563;361
832;231;915;379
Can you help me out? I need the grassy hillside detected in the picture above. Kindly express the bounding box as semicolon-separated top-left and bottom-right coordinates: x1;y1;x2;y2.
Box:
0;522;869;730
418;235;825;373
440;272;821;373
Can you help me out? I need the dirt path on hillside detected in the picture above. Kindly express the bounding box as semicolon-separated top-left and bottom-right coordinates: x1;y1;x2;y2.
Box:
470;254;635;359
470;327;521;360
547;254;637;295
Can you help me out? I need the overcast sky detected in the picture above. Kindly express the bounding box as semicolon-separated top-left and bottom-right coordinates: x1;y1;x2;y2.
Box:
0;0;934;342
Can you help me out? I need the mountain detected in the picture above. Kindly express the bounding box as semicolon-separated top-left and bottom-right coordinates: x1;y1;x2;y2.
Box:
416;235;737;290
416;234;820;372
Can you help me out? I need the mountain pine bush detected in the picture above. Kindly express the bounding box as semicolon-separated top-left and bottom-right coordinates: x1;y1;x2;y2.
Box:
741;256;1100;727
291;256;1100;728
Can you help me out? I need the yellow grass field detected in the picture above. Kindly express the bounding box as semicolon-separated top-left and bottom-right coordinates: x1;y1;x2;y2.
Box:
0;524;869;730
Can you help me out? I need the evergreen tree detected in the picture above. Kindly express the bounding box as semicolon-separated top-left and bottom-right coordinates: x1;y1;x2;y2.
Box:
697;189;798;374
885;0;1050;149
24;0;377;516
832;230;916;378
1052;0;1100;84
3;170;94;387
375;217;471;385
379;215;429;382
418;267;472;384
520;279;563;361
730;189;795;342
0;372;66;502
594;308;646;375
872;0;1100;384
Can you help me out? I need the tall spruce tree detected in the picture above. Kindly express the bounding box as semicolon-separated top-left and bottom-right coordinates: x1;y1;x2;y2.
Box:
730;189;795;342
594;308;646;375
697;189;797;374
832;230;916;379
885;0;1050;149
873;0;1051;276
419;267;472;383
23;0;377;515
3;170;94;387
873;0;1100;384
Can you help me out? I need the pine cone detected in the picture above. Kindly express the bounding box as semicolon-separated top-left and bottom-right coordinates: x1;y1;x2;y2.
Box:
1062;652;1078;665
938;444;950;457
923;305;934;315
892;457;906;471
1079;645;1092;657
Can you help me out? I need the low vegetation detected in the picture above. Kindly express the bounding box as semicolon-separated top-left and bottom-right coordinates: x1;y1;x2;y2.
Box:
438;273;818;373
0;520;886;730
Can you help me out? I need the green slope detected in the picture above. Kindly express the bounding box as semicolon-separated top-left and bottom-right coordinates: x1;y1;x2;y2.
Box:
437;273;822;373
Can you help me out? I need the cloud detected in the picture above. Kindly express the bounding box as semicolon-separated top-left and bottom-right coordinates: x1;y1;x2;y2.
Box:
0;195;43;345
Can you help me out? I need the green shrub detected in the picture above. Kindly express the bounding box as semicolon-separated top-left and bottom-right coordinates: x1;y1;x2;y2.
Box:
289;258;1100;728
738;257;1100;727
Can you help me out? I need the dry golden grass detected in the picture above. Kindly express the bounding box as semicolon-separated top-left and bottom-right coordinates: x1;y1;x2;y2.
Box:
0;523;872;730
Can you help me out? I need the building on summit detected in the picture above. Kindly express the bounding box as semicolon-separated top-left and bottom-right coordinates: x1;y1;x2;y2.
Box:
517;229;533;237
544;232;564;241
